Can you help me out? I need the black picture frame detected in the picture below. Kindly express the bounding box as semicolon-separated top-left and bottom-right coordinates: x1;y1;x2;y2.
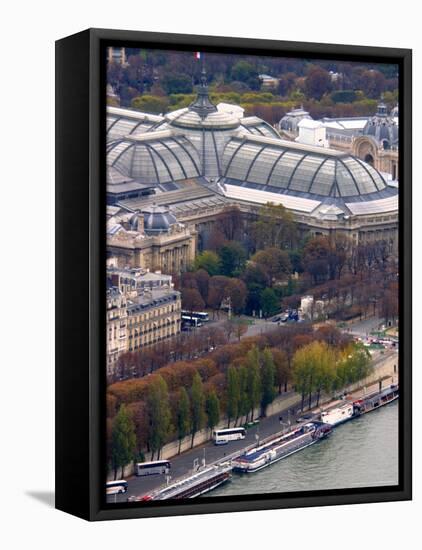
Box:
55;28;412;521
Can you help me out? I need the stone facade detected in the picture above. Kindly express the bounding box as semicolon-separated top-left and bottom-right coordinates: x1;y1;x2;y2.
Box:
106;288;128;375
107;223;196;273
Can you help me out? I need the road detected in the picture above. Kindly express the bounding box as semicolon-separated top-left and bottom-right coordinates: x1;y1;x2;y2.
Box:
107;347;397;504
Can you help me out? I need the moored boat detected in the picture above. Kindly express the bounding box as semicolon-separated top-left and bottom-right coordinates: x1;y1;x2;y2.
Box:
321;403;354;426
136;464;232;500
232;421;332;474
353;384;399;416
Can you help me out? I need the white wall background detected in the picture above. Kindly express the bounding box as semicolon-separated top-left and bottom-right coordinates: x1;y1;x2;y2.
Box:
0;1;419;547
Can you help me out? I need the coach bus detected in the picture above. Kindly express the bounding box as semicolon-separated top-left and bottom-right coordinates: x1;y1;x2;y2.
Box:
213;427;246;445
135;460;171;477
181;315;203;328
181;311;209;323
106;480;128;494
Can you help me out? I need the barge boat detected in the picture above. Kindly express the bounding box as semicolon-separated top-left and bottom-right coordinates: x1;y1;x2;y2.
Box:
137;464;232;500
232;421;332;474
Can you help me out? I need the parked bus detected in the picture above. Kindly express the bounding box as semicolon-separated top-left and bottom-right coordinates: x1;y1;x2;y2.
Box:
181;315;203;328
181;311;209;323
135;460;171;477
213;427;246;445
106;480;128;494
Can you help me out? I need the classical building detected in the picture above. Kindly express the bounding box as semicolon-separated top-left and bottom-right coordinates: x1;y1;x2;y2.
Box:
352;102;399;180
106;70;399;254
107;204;197;273
126;288;181;353
279;101;399;181
106;269;181;374
108;266;173;294
106;287;128;375
107;47;127;66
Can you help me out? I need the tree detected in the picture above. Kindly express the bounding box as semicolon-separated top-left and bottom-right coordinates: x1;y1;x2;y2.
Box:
244;346;262;421
190;372;206;448
194;269;210;303
293;341;337;410
260;348;275;416
231;60;260;89
207;276;231;318
360;69;386;99
219;206;243;241
237;366;250;424
303;236;331;284
181;287;205;315
226;278;247;314
226;366;240;427
111;405;136;479
260;288;279;318
206;390;220;434
176;387;190;454
251;202;297;250
194;250;220;276
233;318;248;341
162;73;193;94
251;247;291;286
131;94;169;114
305;66;332;100
271;348;290;393
218;242;247;277
146;376;171;460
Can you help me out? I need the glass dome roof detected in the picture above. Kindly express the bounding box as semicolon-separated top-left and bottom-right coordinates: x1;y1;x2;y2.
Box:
221;135;387;198
107;131;201;184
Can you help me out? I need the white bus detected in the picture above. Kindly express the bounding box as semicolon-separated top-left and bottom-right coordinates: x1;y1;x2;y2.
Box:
181;315;203;328
182;311;209;323
213;427;246;445
106;479;128;494
135;460;171;476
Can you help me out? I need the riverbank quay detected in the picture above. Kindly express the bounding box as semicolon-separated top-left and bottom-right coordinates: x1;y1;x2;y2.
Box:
107;348;397;503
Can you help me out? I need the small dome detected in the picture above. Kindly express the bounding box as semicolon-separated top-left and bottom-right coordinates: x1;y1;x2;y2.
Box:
142;204;177;234
166;68;240;131
363;101;398;149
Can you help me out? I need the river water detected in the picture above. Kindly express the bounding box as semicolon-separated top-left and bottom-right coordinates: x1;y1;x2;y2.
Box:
210;401;398;497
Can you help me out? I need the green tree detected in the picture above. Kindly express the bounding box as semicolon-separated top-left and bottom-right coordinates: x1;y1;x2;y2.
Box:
190;372;206;448
194;250;220;276
261;348;275;416
206;390;220;434
226;366;240;427
293;341;336;411
162;73;193;94
237;366;250;424
218;242;247;277
231;60;260;89
176;387;190;454
111;405;136;479
260;288;279;318
131;94;169;114
244;346;262;421
146;375;171;460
